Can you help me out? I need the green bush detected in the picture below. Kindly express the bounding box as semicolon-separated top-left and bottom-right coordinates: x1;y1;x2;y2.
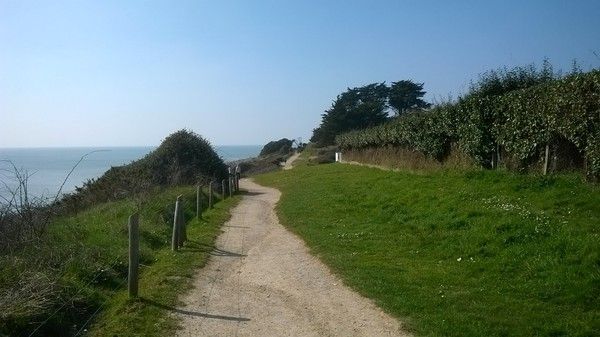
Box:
58;130;227;213
337;70;600;176
259;138;293;157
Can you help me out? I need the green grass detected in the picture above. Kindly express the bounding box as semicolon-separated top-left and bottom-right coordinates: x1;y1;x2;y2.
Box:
0;187;239;337
254;160;600;337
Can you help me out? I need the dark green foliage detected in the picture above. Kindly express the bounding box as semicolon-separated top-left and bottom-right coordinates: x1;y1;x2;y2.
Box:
337;69;600;176
466;60;557;97
389;80;431;115
336;105;455;161
57;130;227;212
308;146;337;165
311;83;390;146
259;138;293;156
140;130;227;185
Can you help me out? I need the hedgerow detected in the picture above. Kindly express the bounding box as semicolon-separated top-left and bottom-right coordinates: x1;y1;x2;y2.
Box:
336;70;600;176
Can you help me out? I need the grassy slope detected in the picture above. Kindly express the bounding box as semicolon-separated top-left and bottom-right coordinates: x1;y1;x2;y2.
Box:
254;156;600;337
1;187;238;337
87;189;239;337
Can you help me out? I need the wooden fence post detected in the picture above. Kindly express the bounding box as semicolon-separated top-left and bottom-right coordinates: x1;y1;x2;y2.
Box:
208;181;213;209
235;165;240;191
227;167;233;195
496;144;501;168
196;185;202;219
236;165;240;191
171;195;182;251
179;202;186;246
543;143;550;175
229;176;233;197
222;179;226;199
128;213;139;298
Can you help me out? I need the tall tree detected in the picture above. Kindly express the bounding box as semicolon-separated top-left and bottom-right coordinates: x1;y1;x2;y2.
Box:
388;80;430;116
310;83;389;146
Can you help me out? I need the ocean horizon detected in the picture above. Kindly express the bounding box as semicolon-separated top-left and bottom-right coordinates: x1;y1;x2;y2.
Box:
0;145;261;200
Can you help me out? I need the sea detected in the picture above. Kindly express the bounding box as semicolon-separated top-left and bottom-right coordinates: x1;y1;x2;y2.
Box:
0;145;261;200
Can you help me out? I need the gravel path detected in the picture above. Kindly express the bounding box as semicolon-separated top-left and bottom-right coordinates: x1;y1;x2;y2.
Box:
283;152;301;170
175;179;409;337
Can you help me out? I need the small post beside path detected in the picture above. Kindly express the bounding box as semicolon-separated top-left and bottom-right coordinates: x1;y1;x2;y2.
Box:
208;181;213;209
235;165;240;191
128;213;139;298
178;201;186;246
196;184;202;219
222;179;226;199
171;195;182;251
228;167;233;196
543;143;550;175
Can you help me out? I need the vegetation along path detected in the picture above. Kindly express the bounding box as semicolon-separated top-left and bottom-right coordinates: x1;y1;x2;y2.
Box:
283;151;301;170
175;179;408;337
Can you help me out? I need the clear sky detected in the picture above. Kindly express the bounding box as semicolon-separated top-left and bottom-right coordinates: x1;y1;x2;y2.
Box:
1;0;599;147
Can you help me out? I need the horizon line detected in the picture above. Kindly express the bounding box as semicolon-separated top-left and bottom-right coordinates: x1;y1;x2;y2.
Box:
0;144;263;149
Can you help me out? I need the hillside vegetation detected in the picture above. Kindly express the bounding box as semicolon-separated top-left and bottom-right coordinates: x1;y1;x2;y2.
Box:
255;157;600;337
337;69;600;177
234;138;296;176
259;138;293;157
0;130;237;337
57;130;227;214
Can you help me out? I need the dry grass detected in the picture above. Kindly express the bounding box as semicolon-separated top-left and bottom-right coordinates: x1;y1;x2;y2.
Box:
342;145;474;173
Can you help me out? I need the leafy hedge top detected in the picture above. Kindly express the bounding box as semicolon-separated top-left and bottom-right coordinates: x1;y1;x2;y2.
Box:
337;70;600;176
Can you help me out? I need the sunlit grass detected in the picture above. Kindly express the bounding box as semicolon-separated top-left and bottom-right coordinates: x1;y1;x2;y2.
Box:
255;162;599;337
1;186;239;337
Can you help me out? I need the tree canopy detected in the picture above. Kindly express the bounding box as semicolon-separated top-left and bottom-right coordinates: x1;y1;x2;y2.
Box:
388;80;431;116
310;83;389;146
311;81;430;146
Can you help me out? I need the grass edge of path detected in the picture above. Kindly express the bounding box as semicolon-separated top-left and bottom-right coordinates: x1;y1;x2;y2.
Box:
253;161;599;337
86;192;241;337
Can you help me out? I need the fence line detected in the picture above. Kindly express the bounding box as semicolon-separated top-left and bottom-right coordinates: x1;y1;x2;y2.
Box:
30;168;243;335
171;195;182;251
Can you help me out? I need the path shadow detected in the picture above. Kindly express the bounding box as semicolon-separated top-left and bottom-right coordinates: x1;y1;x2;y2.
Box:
182;240;246;257
210;247;246;257
140;298;251;322
238;190;264;196
223;225;250;229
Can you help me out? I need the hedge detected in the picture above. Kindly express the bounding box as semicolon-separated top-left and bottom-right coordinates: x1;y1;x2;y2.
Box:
336;70;600;176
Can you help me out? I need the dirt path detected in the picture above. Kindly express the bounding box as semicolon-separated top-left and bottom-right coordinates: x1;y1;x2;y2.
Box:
283;152;301;170
174;179;409;337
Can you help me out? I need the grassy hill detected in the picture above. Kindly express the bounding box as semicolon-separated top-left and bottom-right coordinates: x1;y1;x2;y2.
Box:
0;184;239;337
255;154;600;337
0;130;237;337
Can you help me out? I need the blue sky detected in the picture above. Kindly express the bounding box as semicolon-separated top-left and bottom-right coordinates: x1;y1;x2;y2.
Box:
1;0;599;147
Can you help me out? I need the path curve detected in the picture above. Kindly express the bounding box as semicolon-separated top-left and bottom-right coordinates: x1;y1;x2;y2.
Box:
283;152;301;170
175;179;409;337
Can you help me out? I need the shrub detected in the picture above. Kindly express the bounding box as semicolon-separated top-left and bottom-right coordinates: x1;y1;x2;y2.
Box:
57;130;227;213
259;138;293;157
337;69;600;176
